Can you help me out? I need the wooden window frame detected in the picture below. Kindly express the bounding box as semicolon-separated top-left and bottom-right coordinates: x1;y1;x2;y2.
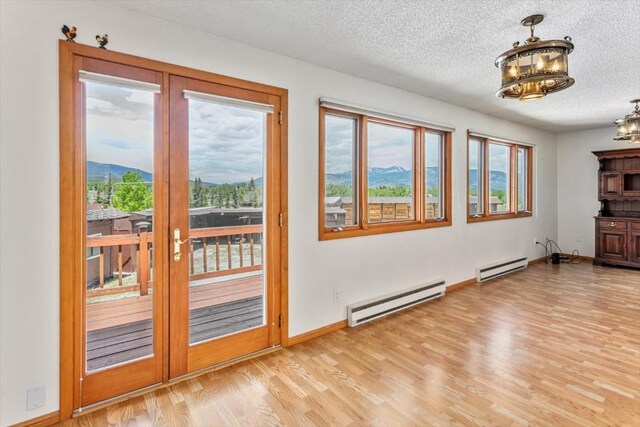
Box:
319;107;452;240
467;132;533;223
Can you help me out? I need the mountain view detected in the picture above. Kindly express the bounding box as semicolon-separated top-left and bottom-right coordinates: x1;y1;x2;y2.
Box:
326;166;507;191
87;161;263;212
468;169;508;192
87;161;264;187
88;161;153;182
89;163;508;200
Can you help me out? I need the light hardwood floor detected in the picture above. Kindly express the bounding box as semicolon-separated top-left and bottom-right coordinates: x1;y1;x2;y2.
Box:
61;262;640;426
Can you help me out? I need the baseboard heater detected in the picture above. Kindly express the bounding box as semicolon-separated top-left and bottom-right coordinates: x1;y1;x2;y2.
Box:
347;279;445;327
476;256;528;283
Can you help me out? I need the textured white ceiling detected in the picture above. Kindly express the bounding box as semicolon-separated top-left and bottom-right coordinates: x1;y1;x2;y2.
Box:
108;0;640;133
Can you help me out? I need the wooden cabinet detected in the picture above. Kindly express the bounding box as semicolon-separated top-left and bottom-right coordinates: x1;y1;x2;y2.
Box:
597;225;627;260
599;172;622;197
593;148;640;269
631;232;640;263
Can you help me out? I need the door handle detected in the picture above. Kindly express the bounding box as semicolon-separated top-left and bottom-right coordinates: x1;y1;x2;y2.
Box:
173;228;189;262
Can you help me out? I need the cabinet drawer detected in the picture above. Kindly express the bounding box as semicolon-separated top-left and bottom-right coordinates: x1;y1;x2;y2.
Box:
631;221;640;231
598;220;628;229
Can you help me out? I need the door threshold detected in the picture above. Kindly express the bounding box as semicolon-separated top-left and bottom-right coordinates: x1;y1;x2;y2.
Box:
172;345;282;383
73;345;282;417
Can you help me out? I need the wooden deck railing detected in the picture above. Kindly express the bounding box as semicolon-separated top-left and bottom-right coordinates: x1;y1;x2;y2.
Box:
86;229;152;296
86;224;263;297
188;224;263;281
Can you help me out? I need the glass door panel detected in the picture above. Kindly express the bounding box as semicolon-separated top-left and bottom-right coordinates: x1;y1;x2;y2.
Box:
84;79;156;371
186;98;266;345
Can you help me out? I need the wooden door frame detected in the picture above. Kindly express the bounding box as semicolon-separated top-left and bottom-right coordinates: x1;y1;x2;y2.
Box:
59;41;289;421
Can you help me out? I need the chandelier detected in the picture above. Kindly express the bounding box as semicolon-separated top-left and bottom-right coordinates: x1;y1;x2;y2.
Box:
495;15;574;101
614;99;640;143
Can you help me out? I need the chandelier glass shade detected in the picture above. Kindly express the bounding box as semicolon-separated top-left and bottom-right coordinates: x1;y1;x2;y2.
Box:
495;15;574;101
614;99;640;144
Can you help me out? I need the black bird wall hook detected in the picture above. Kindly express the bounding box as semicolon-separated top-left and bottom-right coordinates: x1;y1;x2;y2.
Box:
96;34;109;49
61;25;77;42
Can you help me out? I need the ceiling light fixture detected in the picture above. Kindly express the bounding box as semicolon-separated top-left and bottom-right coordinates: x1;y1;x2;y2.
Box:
495;14;574;101
614;99;640;144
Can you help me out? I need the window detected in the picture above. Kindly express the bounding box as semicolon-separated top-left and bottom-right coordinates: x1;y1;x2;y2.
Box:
468;138;483;216
367;121;415;223
425;132;443;220
467;134;533;222
489;143;511;213
517;147;528;211
320;107;451;240
323;113;358;227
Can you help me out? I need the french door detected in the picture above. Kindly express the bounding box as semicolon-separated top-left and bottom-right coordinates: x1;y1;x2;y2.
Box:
74;57;165;406
168;76;282;376
63;46;285;412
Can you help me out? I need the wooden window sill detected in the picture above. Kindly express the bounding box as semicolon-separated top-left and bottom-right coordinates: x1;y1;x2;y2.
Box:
467;212;532;223
319;219;451;241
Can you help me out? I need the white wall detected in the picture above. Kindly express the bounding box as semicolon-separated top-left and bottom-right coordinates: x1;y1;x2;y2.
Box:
557;127;629;256
0;1;557;424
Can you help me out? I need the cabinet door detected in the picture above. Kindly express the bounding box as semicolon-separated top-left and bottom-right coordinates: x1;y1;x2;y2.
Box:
630;232;640;263
598;229;627;260
600;172;622;197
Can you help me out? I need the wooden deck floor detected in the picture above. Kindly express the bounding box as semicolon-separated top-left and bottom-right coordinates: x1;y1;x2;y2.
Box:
86;296;263;371
67;263;640;426
85;274;263;371
86;274;263;331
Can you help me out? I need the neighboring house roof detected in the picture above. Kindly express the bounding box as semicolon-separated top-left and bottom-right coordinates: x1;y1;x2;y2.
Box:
468;196;502;204
337;196;503;205
341;197;414;204
325;207;346;214
132;207;264;219
325;197;342;206
86;208;130;222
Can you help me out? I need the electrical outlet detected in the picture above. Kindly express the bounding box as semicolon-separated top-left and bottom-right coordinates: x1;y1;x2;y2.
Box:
534;238;539;246
27;385;45;411
332;289;339;303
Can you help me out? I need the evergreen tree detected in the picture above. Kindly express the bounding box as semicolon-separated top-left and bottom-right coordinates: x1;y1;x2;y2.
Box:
232;186;239;208
106;172;113;205
191;177;206;207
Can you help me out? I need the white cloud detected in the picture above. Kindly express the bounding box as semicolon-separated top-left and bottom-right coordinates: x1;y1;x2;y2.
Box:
188;100;265;183
325;114;355;175
86;82;154;172
367;122;413;170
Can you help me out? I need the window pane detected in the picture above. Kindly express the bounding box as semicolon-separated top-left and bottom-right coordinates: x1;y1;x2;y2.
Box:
489;143;510;213
425;132;443;220
84;80;155;371
187;98;266;345
517;147;528;211
367;122;414;222
468;139;483;215
325;114;357;228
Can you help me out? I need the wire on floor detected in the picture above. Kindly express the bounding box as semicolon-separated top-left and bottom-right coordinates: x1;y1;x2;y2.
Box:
544;238;582;264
